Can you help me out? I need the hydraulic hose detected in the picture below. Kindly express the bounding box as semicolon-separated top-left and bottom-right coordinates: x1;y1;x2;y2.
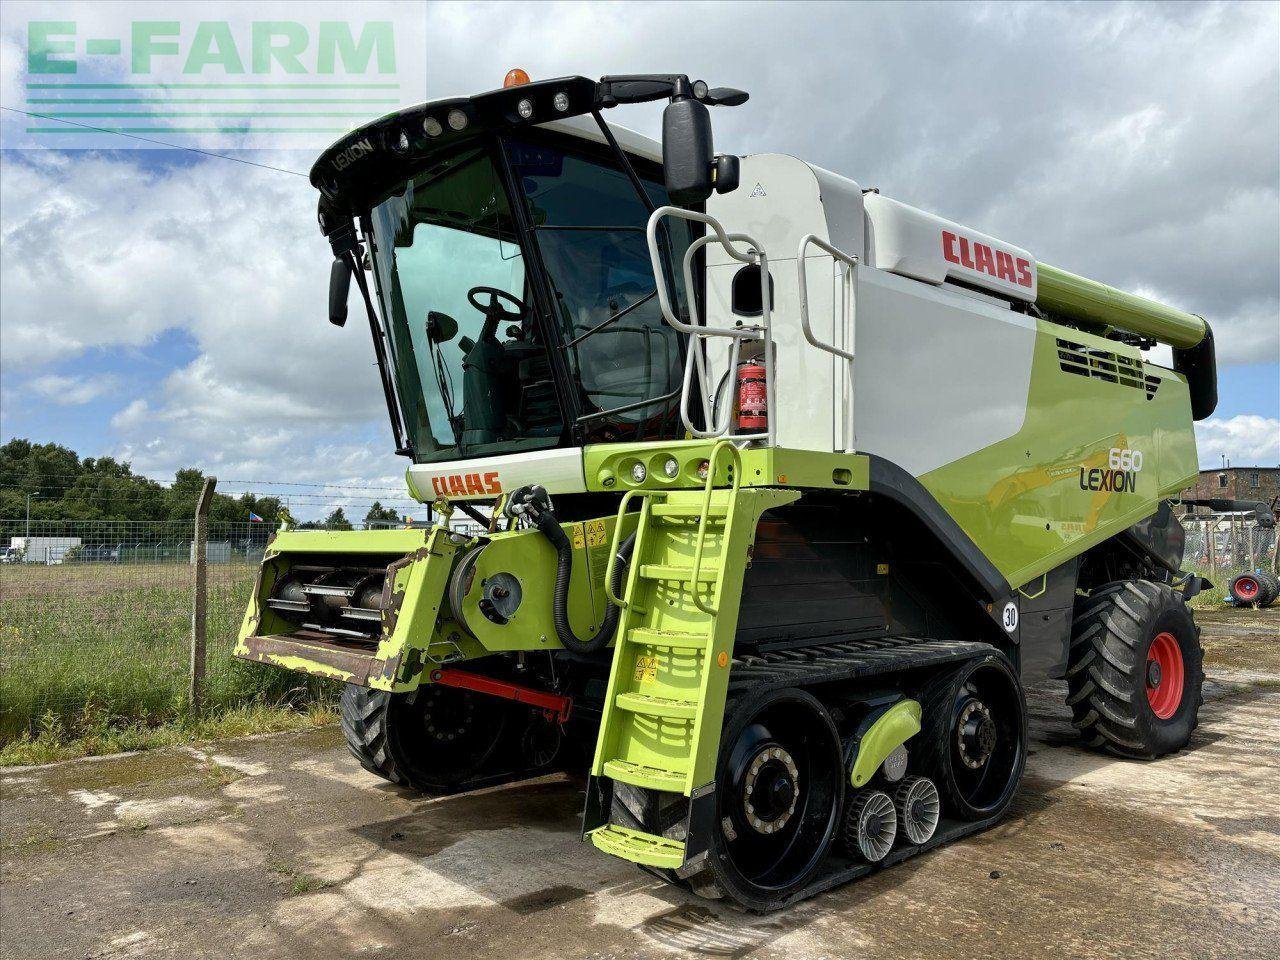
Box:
531;510;636;654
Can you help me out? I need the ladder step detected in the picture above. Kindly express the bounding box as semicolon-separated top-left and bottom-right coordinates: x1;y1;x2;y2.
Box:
589;824;685;870
638;564;719;584
626;627;712;651
603;758;687;792
616;691;699;719
650;503;728;520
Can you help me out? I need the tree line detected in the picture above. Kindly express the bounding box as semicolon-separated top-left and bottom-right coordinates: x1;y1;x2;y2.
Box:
0;439;405;529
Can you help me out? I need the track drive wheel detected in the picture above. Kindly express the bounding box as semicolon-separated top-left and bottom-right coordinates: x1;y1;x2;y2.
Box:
916;653;1027;822
688;687;845;910
339;682;508;793
1067;580;1204;759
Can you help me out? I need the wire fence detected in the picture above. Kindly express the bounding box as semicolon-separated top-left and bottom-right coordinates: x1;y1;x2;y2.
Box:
2;490;1270;747
1178;512;1279;594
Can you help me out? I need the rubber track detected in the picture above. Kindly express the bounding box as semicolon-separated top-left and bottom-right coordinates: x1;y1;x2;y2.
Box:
685;636;998;909
729;635;990;697
1066;579;1204;758
339;684;403;785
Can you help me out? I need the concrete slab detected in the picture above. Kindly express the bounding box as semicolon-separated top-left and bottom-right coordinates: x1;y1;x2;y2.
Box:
3;609;1277;959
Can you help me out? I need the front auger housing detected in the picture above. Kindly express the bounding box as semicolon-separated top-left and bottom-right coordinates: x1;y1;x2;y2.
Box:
234;513;633;691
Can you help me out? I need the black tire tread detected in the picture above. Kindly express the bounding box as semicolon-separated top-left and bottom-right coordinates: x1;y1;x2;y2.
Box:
1254;570;1279;607
339;684;403;785
1067;579;1204;760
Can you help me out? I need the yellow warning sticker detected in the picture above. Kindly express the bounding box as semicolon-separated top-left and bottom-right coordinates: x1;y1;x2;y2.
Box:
571;523;586;550
633;656;658;684
585;518;608;548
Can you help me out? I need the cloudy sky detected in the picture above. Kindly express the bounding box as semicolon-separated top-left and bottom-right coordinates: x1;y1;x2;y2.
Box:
1;1;1277;517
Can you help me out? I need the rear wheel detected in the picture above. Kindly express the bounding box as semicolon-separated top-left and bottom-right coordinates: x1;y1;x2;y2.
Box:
693;687;845;910
1067;580;1204;759
1252;570;1279;607
1229;572;1266;607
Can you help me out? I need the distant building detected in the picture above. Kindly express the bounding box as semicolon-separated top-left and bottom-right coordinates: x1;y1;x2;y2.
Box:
1181;466;1280;515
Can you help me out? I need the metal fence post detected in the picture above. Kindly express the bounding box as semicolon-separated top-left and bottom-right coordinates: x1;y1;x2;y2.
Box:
1206;518;1217;583
190;477;217;717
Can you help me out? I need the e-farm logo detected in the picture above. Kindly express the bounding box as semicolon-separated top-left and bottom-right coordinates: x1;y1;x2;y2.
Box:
6;6;422;149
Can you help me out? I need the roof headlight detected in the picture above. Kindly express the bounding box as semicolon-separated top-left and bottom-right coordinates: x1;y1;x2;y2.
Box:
446;109;468;131
553;91;570;112
517;98;534;120
423;116;442;137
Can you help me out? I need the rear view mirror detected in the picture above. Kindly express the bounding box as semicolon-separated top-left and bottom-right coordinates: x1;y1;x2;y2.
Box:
662;97;714;206
329;257;352;327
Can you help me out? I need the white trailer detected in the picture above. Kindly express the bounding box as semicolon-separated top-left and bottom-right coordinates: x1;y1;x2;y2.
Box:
9;536;83;564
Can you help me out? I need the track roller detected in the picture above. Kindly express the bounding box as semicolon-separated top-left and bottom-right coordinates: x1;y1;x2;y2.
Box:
843;790;897;863
894;776;941;845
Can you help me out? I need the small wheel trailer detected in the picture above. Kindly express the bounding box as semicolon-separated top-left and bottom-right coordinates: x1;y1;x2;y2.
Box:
236;70;1222;910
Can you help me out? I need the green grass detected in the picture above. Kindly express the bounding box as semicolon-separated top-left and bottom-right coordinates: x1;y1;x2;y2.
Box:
0;701;340;766
0;563;338;761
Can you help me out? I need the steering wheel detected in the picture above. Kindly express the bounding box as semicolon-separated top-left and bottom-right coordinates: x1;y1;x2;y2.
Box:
467;286;526;320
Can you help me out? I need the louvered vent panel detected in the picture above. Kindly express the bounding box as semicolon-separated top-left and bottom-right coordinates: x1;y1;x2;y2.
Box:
1056;338;1160;400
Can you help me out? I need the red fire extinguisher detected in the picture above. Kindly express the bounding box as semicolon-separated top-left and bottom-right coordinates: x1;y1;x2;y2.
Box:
736;360;768;431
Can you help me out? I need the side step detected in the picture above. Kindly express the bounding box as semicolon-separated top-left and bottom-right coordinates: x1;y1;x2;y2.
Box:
588;825;684;870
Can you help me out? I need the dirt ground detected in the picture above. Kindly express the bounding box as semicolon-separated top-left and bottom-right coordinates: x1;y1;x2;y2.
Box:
2;608;1277;960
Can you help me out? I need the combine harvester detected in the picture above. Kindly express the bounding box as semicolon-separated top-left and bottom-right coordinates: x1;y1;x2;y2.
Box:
237;71;1221;910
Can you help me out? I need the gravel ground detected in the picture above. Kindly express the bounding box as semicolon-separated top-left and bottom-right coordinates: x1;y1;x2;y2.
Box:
2;607;1277;960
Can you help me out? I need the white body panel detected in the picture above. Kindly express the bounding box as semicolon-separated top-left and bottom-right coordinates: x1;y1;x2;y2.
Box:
852;268;1037;476
692;156;1039;476
407;446;587;501
705;155;863;453
864;193;1038;302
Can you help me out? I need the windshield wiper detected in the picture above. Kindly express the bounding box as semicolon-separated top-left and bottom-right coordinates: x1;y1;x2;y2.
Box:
564;289;658;349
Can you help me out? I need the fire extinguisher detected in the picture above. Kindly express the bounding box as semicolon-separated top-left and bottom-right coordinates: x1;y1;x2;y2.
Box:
736;360;768;431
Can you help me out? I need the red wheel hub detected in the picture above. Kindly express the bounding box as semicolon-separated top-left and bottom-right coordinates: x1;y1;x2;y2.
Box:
1146;632;1185;720
1236;576;1260;600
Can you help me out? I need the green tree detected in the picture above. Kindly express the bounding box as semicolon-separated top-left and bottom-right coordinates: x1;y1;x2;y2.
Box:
323;507;353;530
363;501;401;526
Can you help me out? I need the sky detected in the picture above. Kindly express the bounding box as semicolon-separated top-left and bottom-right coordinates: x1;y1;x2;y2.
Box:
1;1;1277;518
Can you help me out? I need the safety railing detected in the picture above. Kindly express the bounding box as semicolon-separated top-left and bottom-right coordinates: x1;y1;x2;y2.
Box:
646;206;775;446
605;488;649;610
688;439;741;615
797;234;858;454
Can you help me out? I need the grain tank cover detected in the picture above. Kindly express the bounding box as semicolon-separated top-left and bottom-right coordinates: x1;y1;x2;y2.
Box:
864;193;1037;302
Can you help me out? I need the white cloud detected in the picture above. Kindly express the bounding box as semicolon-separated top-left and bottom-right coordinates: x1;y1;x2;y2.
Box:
29;373;118;405
1195;415;1280;469
0;0;1276;508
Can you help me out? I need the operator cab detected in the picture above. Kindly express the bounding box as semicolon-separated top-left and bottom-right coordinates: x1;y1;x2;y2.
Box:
316;74;745;464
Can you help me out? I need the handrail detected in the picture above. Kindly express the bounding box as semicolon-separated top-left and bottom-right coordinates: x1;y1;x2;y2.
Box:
689;439;742;616
797;234;858;453
605;489;649;608
646;206;776;445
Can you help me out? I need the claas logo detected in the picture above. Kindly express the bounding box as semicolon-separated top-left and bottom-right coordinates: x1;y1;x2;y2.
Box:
942;230;1033;288
430;472;501;496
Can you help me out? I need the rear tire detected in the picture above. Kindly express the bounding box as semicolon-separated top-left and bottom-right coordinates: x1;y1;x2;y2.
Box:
1229;572;1268;607
1067;580;1204;759
1253;570;1279;607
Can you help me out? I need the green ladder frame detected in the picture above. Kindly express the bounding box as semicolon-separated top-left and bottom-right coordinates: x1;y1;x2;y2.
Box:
587;441;798;867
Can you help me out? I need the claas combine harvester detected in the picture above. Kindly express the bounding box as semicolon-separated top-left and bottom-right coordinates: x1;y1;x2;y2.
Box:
236;71;1226;910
